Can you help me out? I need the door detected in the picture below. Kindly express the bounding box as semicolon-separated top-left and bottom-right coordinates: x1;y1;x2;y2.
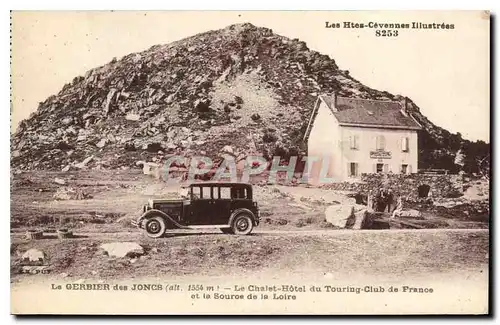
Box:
189;186;215;225
212;186;232;225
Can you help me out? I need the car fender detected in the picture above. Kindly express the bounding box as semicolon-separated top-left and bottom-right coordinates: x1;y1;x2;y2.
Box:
229;208;257;226
136;209;189;229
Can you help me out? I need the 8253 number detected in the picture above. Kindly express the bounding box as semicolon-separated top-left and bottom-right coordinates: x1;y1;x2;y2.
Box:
375;30;399;37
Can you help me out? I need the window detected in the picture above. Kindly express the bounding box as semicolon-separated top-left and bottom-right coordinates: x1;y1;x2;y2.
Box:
191;186;200;199
376;135;386;150
376;163;388;173
200;186;210;199
349;162;359;177
190;186;211;199
231;187;247;199
349;135;359;150
401;164;408;174
219;187;231;199
402;137;409;152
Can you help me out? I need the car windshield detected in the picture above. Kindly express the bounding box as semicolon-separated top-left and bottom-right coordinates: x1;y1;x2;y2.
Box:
178;186;189;199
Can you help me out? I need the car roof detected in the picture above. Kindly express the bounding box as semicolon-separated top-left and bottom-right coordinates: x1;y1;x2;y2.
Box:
188;182;252;188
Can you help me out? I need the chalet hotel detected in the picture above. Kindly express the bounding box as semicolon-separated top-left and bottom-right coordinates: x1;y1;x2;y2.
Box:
304;93;422;183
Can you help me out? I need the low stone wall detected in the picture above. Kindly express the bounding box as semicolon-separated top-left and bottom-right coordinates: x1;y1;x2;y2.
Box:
325;173;464;200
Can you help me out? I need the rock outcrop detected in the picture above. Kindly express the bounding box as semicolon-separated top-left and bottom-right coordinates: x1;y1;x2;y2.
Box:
11;23;485;172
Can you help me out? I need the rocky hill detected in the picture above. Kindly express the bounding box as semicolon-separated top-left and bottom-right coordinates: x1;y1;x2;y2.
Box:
10;23;489;173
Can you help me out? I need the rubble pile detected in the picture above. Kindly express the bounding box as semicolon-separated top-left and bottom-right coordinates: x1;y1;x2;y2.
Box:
53;187;92;200
11;23;450;171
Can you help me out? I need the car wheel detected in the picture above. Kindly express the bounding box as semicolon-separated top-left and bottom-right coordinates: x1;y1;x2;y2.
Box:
231;214;254;235
144;216;166;238
220;228;234;234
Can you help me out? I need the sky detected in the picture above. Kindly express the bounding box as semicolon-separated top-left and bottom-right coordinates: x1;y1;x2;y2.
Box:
11;11;490;141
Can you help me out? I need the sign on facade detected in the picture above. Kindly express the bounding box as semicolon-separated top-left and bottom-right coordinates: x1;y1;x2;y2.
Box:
370;150;392;159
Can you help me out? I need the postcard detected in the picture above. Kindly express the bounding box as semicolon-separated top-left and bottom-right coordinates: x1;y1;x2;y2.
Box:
10;10;490;315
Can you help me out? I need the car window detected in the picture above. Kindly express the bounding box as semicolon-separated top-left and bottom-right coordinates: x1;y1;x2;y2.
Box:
200;186;211;199
219;187;231;199
179;187;189;198
191;186;201;199
231;187;247;199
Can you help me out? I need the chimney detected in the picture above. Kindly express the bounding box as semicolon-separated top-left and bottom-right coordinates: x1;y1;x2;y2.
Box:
332;92;338;111
400;97;408;116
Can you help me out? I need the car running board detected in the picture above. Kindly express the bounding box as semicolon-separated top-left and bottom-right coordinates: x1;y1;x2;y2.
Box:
187;225;231;229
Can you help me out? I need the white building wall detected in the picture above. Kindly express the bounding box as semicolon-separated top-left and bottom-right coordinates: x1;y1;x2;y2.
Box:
306;101;343;184
339;126;418;179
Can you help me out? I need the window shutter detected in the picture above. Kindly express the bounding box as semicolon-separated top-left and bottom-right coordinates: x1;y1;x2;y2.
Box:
383;164;388;173
349;136;353;149
408;165;413;174
402;137;409;152
376;135;386;150
347;163;351;177
354;135;359;149
355;163;359;176
376;136;380;150
373;164;377;173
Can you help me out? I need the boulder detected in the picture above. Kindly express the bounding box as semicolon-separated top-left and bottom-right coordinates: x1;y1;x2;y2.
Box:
392;209;423;219
53;187;73;200
22;248;46;263
54;178;66;185
142;162;160;176
325;204;352;228
100;242;144;258
96;138;107;148
350;208;368;229
325;204;374;229
103;88;118;115
350;209;387;229
125;113;140;121
74;155;94;169
62;117;72;125
53;187;91;200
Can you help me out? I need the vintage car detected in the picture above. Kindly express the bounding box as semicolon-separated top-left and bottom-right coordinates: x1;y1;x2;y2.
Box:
133;183;260;238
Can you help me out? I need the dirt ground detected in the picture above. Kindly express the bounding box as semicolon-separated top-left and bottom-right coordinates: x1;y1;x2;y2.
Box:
11;229;489;281
10;170;490;282
10;169;488;232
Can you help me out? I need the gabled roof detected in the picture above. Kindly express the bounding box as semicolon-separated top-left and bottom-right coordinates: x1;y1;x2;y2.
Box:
319;94;422;130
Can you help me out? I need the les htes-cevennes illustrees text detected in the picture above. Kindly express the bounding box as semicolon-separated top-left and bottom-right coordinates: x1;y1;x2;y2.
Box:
326;21;455;37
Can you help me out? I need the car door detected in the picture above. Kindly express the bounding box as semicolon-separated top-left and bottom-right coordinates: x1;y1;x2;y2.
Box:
188;185;215;225
212;186;232;225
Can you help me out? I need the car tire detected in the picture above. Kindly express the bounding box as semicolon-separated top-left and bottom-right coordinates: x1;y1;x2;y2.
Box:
220;228;234;234
231;213;254;235
144;216;166;238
